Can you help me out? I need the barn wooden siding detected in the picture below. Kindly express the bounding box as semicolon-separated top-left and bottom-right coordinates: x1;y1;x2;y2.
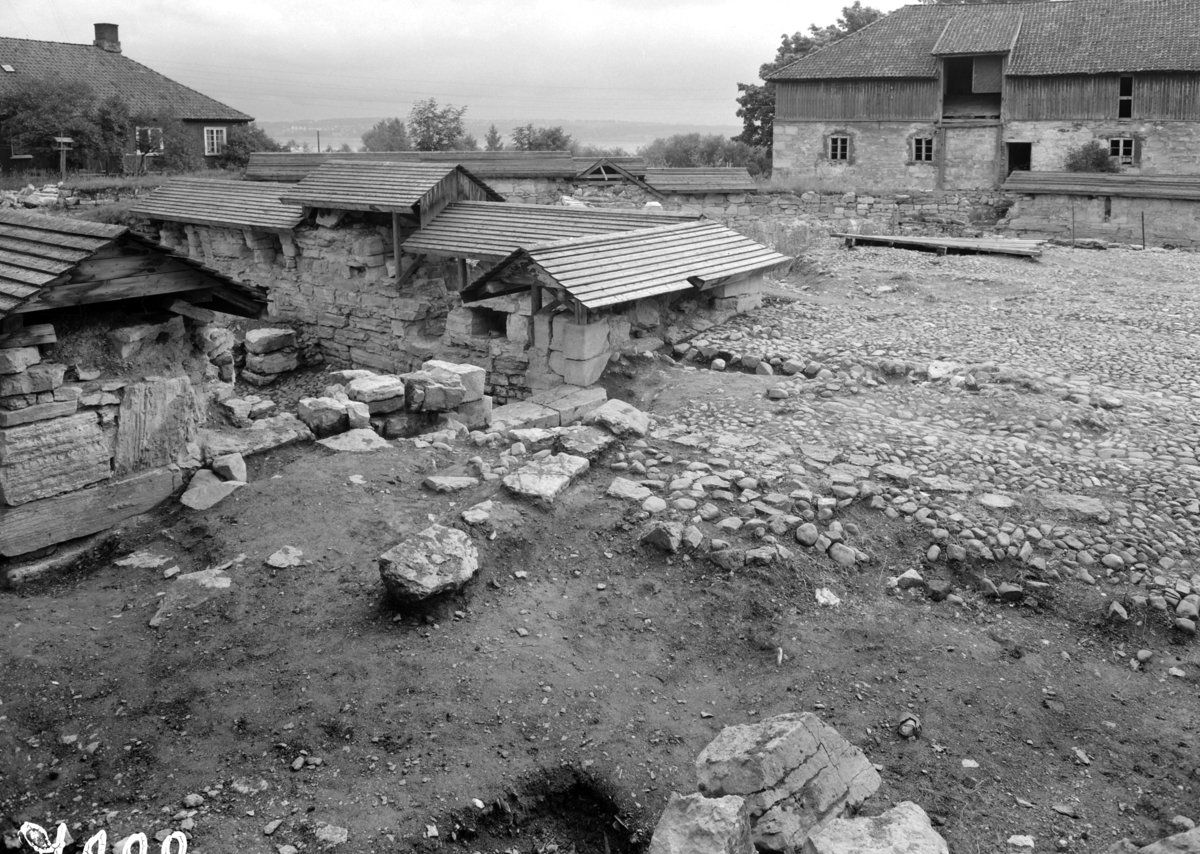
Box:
774;79;939;121
1005;74;1200;121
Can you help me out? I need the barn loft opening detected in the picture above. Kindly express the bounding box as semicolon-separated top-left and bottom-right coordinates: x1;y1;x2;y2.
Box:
943;55;1002;120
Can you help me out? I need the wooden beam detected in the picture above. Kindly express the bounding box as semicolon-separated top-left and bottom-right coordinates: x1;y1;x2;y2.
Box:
397;254;426;288
457;258;469;292
13;269;215;312
0;323;55;349
391;212;402;282
165;298;217;323
70;253;187;284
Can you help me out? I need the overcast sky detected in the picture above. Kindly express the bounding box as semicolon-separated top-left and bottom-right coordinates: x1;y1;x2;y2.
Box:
3;0;910;125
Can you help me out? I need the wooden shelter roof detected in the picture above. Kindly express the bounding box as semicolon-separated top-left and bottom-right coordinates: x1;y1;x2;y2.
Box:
278;161;502;214
1003;171;1200;201
573;156;647;178
644;168;757;194
462;220;790;310
0;210;264;322
247;151;579;183
401;201;699;261
130;179;305;233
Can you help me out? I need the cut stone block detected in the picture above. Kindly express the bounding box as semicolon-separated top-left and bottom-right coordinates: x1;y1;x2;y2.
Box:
0;411;111;506
211;452;247;482
348;375;407;405
457;396;493;430
244;327;296;354
696;713;881;853
421;360;485;403
0;400;77;427
802;802;948;854
560;320;611;362
403;370;465;412
245;347;300;376
423;475;480;493
502;453;589;507
0;362;66;396
585;399;649;438
0;467;182;558
346;401;371;429
317;428;391;452
114;377;203;476
297;396;349;437
0;346;40;375
491;400;559;432
648;793;754;854
556;425;616;460
180;469;245;510
379;523;479;603
199;414;314;462
533;384;607;424
508;428;557;451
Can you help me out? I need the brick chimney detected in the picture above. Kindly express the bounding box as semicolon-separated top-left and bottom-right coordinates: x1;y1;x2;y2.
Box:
93;23;121;54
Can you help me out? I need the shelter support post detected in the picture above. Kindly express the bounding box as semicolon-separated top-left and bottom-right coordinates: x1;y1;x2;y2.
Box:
391;213;402;281
457;258;469;292
529;285;543;349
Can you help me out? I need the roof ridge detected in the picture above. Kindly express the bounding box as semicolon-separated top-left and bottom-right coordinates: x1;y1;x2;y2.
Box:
767;6;929;80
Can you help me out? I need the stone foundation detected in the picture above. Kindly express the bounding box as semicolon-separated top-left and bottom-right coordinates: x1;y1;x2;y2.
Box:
1003;193;1200;248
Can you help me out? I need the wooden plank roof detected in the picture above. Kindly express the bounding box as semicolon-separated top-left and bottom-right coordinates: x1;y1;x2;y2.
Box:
130;179;305;233
644;168;757;194
278;161;502;213
247;151;579;183
573;156;647;178
1003;171;1200;201
463;221;791;310
0;211;125;318
401;201;699;261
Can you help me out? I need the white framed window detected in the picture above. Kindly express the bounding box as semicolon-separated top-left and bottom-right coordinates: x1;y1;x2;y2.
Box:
1109;138;1134;165
828;135;850;161
136;126;163;155
913;137;934;162
204;126;227;156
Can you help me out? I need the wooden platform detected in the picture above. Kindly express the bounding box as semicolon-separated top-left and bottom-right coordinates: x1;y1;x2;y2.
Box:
833;232;1045;257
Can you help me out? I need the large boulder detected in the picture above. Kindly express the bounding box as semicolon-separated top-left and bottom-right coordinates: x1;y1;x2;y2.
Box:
379;524;479;603
648;792;755;854
696;713;881;853
802;802;948;854
585;399;649;438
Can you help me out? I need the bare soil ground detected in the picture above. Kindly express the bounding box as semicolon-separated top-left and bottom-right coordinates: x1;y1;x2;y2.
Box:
3;244;1199;854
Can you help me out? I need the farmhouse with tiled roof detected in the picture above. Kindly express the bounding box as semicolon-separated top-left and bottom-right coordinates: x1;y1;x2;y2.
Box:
766;0;1200;190
0;24;252;172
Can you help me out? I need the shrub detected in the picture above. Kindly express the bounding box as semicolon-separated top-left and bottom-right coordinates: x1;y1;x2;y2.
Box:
1064;140;1120;173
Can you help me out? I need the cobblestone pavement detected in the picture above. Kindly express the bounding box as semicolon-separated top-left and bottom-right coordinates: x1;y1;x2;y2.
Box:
639;244;1200;619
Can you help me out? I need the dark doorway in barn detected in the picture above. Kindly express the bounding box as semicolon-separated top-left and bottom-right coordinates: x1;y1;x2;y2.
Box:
1006;142;1032;175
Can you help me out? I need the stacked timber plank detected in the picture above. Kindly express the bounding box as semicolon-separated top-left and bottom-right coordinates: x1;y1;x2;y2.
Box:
833;232;1046;257
129;178;304;232
1003;171;1200;201
401;201;699;261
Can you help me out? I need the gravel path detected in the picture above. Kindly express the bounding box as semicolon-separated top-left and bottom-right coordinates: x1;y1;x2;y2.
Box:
645;243;1200;620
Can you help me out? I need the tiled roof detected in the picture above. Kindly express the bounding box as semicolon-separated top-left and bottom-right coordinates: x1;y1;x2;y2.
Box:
0;211;125;318
131;179;305;232
0;36;251;121
463;221;791;310
402;200;699;261
932;6;1023;56
767;0;1200;80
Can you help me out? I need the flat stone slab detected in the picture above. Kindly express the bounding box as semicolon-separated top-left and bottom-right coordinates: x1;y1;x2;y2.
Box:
200;414;313;463
503;453;590;507
532;384;608;424
556;425;617;460
873;463;916;483
317;428;392;452
379;523;479;603
805;802;948;854
608;477;653;502
585;399;650;438
244;328;296;354
265;546;303;568
423;475;480;493
347;374;406;403
1038;491;1112;522
917;475;972;493
508;427;558;450
491;400;560;432
180;470;246;510
149;568;233;627
801;445;839;464
977;493;1016;510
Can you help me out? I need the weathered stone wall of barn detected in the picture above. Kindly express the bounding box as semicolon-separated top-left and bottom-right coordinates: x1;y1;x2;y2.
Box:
1005;121;1200;175
1002;193;1200;248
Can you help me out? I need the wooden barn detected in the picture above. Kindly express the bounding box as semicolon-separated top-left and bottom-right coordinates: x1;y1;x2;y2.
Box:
767;0;1200;190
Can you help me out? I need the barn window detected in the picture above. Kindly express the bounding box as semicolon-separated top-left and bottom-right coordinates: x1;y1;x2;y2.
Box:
136;127;163;155
1118;76;1133;119
204;127;227;156
913;137;934;162
1109;138;1134;165
829;135;850;161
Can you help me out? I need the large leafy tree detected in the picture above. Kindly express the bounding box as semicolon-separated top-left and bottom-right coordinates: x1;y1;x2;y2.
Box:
217;123;284;168
407;98;468;151
361;117;410;151
510;124;573;151
639;133;770;177
0;76;107;166
735;2;884;151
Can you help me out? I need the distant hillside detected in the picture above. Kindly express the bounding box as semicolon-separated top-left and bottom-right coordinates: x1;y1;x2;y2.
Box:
255;117;743;154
